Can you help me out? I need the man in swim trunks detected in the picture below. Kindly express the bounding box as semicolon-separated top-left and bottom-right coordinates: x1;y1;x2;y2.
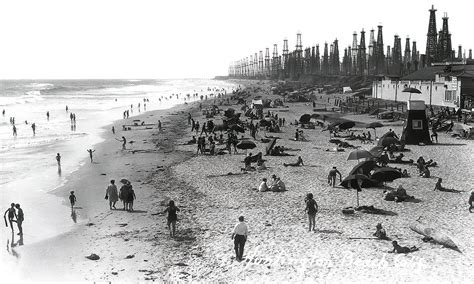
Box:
15;204;24;235
328;167;342;187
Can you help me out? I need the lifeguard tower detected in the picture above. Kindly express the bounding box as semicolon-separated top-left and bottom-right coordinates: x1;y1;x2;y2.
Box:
400;100;432;145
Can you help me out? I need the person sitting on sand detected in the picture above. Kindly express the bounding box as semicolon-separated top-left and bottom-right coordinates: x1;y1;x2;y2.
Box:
284;156;304;167
256;159;267;171
163;200;180;238
402;169;410;177
328;167;342;187
305;193;318;232
187;136;197;144
373;223;388;240
258;178;269;192
389;241;418;253
270;175;286;192
294;130;299;141
421;167;430;178
469;191;474;213
379;151;389;167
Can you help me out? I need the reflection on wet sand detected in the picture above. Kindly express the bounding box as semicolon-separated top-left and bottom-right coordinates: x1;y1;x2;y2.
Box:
71;208;77;223
6;231;23;259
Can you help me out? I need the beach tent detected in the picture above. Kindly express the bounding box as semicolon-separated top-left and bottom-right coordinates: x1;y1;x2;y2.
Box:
400;100;432;145
342;87;353;94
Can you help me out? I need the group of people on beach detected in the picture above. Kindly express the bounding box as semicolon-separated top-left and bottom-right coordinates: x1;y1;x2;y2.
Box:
4;203;24;236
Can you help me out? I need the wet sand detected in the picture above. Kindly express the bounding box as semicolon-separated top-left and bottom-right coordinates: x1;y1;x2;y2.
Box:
9;80;474;282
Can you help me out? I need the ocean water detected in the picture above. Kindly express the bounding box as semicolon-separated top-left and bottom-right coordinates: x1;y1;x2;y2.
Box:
0;79;235;269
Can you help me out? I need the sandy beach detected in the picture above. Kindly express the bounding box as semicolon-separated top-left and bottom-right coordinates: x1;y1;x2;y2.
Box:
8;79;474;282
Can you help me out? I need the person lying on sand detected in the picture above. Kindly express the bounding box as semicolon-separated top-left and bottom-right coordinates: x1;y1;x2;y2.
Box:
284;156;304;167
373;223;388;240
186;136;197;144
434;178;462;193
389;241;418;253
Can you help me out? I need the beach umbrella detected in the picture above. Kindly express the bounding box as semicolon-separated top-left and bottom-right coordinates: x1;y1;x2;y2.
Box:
349;160;379;176
371;167;402;183
340;174;371;207
236;140;256;150
369;146;384;158
402;87;422;101
338;121;356;130
378;136;399;147
347;149;373;162
366;122;384;138
265;138;277;155
299;114;311;124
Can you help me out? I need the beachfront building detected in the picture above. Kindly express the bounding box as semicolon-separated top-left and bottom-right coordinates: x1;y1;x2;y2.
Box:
371;61;474;110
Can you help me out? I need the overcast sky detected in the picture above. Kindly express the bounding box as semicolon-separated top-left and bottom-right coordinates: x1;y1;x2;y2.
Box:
0;0;472;79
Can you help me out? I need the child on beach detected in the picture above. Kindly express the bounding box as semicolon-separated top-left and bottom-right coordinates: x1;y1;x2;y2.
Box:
87;149;95;163
69;191;77;208
305;193;318;232
328;167;342;187
163;200;180;237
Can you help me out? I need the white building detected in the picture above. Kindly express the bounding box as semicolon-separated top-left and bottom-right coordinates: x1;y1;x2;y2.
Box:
371;62;474;109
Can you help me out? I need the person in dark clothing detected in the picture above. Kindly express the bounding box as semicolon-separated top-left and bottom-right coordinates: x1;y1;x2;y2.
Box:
469;191;474;213
305;193;318;232
328;167;342;187
15;204;24;236
4;203;17;232
431;126;438;143
163;200;180;237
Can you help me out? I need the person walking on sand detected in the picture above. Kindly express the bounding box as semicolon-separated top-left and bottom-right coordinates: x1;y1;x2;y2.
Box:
128;184;136;212
116;136;127;150
305;193;318;232
15;204;24;236
46;111;50;121
119;179;132;211
112;126;115;134
69;191;77;208
231;216;248;261
106;180;119;209
31;123;36;136
4;203;17;232
86;149;95;163
12;125;17;137
163;200;180;237
328;166;342;187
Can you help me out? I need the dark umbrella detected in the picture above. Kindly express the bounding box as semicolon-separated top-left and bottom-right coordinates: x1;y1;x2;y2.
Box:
338;121;356;130
265;138;277;155
366;122;384;138
371;167;402;183
349;160;379;176
299;114;311;124
340;174;371;207
369;146;384;158
347;149;373;162
402;87;422;101
236;140;256;150
378;136;399;147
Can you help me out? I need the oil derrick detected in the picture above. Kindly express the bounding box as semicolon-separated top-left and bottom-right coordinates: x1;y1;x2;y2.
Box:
375;25;385;75
368;28;376;75
469;49;472;60
347;46;352;75
332;39;340;75
391;35;402;76
249;55;254;77
457;45;462;60
288;52;297;80
304;47;311;74
412;41;419;71
315;45;321;74
403;37;411;74
322;42;329;75
272;44;279;78
351;32;359;75
310;46;316;74
425;5;438;66
436;12;452;62
358;30;366;75
254;53;258;77
386;45;391;74
265;48;271;77
258;51;264;77
342;48;350;75
329;43;334;75
282;39;289;78
295;33;303;78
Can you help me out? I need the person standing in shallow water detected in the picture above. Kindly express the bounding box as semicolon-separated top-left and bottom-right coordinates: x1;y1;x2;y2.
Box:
69;191;77;208
163;200;180;237
15;204;24;236
56;153;61;170
106;180;119;209
232;216;248;261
